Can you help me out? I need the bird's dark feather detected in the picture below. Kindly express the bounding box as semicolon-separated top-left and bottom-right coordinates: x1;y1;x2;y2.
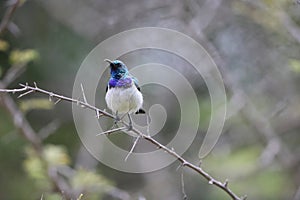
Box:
135;108;146;114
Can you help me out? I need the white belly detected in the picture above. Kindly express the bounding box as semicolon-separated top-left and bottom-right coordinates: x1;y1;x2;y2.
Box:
105;86;143;114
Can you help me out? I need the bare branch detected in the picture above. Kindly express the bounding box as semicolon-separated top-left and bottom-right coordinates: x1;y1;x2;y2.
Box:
0;84;244;200
48;166;74;199
2;63;27;86
38;120;61;140
0;83;41;151
0;87;27;93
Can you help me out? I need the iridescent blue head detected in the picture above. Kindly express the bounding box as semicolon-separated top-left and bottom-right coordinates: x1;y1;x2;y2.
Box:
105;59;129;80
105;59;132;88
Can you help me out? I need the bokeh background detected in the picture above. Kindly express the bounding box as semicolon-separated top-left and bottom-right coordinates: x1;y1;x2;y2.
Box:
1;0;300;199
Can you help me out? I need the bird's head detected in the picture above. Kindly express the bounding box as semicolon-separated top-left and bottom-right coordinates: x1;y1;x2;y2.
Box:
105;59;128;79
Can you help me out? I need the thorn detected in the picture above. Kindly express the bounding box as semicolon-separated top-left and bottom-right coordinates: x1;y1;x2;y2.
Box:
96;127;126;136
224;179;229;188
17;90;34;98
241;195;247;200
208;180;214;185
19;83;24;87
181;168;187;200
19;83;27;89
176;164;182;171
54;98;61;105
125;136;140;161
33;82;37;88
80;83;88;103
197;159;202;167
77;193;83;200
95;110;103;119
49;92;53;102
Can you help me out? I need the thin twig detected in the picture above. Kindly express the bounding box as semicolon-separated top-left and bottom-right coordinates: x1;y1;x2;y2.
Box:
17;89;34;98
0;84;41;151
0;84;244;200
2;63;27;86
181;168;187;200
54;98;62;105
95;109;104;119
80;84;88;104
38;120;61;140
48;166;74;199
125;136;140;162
96;127;126;136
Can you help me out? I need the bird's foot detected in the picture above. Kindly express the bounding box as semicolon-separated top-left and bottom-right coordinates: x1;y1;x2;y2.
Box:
126;123;133;131
114;111;120;125
127;113;133;131
127;125;132;131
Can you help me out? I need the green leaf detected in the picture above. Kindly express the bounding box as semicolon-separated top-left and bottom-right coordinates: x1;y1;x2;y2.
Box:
19;98;54;113
71;168;113;193
0;39;9;51
9;49;39;65
289;59;300;73
43;145;71;166
23;147;51;190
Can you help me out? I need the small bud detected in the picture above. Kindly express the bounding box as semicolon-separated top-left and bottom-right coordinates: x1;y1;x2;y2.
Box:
224;179;229;187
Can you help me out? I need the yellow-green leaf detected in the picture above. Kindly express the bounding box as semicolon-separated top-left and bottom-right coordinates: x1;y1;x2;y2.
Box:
43;145;71;166
23;146;50;189
9;49;39;65
20;98;54;113
0;39;9;51
289;59;300;73
71;168;113;192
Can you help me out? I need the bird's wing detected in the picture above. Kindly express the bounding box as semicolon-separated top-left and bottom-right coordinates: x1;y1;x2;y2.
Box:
132;77;141;91
135;108;146;114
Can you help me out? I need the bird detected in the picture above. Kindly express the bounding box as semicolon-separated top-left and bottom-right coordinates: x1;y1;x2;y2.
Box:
105;59;145;130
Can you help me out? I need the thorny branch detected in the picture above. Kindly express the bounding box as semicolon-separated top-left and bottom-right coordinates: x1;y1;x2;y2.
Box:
0;83;245;200
0;82;74;199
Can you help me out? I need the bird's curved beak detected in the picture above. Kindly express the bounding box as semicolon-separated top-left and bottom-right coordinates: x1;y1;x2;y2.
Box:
104;59;113;64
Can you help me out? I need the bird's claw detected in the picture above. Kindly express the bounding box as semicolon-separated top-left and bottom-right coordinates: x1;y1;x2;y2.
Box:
126;124;133;131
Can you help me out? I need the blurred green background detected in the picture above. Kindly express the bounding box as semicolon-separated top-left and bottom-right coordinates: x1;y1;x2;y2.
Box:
1;0;300;199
